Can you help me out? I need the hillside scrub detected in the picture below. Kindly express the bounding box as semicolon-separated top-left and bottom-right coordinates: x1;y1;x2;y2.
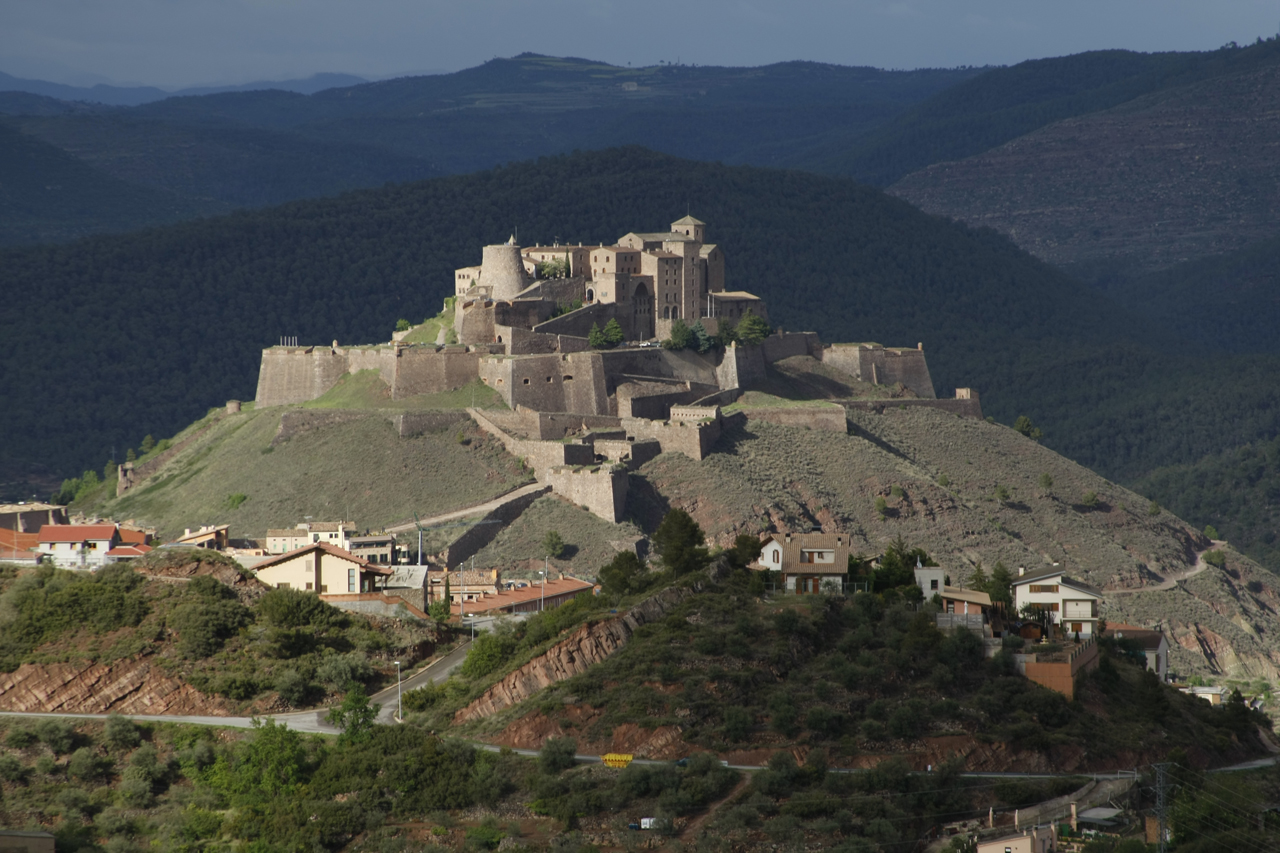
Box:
0;562;435;711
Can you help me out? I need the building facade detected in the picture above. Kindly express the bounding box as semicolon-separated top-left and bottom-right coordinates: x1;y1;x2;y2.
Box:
1011;568;1103;636
37;524;121;569
253;543;391;594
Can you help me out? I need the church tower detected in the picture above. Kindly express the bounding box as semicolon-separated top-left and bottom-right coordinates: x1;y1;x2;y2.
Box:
670;215;705;243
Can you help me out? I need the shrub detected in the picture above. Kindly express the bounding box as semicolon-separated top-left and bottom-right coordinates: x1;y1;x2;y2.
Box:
1148;499;1161;516
316;652;374;690
170;593;252;659
103;714;141;750
274;668;315;707
5;725;36;748
258;587;344;628
937;473;950;487
395;318;411;332
225;493;248;510
1204;524;1220;540
542;531;566;559
994;485;1011;503
0;753;26;782
36;718;76;754
874;496;888;518
403;682;446;712
598;551;643;597
1039;472;1053;491
461;628;518;679
652;508;708;575
539;736;577;774
1080;491;1099;509
68;746;110;782
119;776;154;808
1204;550;1227;569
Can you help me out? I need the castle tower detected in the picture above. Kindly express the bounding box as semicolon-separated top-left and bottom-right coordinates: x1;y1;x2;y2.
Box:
671;215;705;243
481;237;529;302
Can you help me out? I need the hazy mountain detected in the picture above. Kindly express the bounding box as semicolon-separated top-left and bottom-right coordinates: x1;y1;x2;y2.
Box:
0;70;369;106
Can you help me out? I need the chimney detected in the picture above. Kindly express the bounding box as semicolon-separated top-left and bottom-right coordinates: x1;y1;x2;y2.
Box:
1071;802;1078;832
184;528;191;536
1018;566;1025;577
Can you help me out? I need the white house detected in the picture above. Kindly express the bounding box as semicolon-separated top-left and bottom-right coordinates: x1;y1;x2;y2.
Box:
1011;567;1102;637
37;524;121;569
913;567;992;615
1105;623;1170;680
253;542;392;594
755;532;850;594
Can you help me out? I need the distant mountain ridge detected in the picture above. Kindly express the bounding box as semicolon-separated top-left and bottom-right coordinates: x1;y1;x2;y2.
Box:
0;70;370;106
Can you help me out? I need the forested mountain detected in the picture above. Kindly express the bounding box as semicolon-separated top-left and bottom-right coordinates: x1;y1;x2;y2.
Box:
0;55;979;244
3;148;1279;511
890;39;1280;282
0;70;370;106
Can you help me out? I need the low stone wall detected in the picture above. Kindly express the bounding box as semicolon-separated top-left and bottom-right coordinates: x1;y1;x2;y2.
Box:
321;592;430;620
117;415;223;496
740;405;847;433
391;411;469;438
270;409;371;446
467;409;595;474
761;331;822;363
821;343;936;399
542;465;629;523
616;380;707;419
840;397;984;419
593;438;662;468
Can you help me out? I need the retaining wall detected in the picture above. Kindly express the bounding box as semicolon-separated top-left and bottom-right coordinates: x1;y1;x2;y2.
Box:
840;397;984;419
439;484;552;568
321;593;430;620
740;405;847;433
542;465;629;523
117;414;224;496
255;347;350;407
621;414;722;461
822;343;936;399
1023;638;1099;701
390;411;470;437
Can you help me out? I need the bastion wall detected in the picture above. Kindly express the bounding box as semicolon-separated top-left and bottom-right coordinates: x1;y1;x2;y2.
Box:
822;343;936;399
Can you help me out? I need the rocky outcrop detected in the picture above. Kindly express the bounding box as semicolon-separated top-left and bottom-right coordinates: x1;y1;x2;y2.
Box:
0;658;231;715
454;586;693;723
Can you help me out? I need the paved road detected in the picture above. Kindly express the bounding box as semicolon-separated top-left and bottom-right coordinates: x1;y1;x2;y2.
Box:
385;483;547;534
371;640;472;722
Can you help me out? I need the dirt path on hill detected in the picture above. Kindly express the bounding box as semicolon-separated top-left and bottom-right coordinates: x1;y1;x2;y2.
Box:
385;482;547;534
679;776;752;843
1106;544;1216;595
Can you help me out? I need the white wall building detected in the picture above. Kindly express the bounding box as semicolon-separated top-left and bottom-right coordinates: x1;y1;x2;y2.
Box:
37;524;121;570
1011;567;1102;636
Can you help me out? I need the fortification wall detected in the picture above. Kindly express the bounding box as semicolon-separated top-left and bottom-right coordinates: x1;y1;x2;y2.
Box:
345;347;397;386
457;300;496;346
532;302;617;339
621;415;722;461
840;397;984;419
822;343;936;399
593;438;662;468
391;347;481;398
498;325;559;355
598;348;718;386
615;380;709;420
391;411;470;438
255;347;349;408
117;414;224;496
715;341;766;390
529;411;623;440
761;331;822;363
478;352;609;415
741;406;847;433
466;409;594;474
542;465;629;523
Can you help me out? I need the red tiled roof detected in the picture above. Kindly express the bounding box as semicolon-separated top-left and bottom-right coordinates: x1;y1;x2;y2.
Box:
38;524;118;543
106;545;152;557
252;542;393;575
451;577;595;614
0;529;40;551
118;529;150;545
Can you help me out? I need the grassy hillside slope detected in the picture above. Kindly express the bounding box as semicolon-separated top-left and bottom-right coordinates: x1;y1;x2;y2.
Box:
633;410;1280;678
89;406;530;540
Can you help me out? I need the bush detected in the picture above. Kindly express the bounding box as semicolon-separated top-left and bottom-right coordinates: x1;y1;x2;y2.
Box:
1204;550;1227;569
103;714;142;750
1080;491;1100;509
542;531;566;559
0;753;26;782
274;668;315;706
316;652;374;690
1204;524;1220;540
118;776;154;809
170;592;252;659
68;746;110;782
36;718;76;754
598;551;643;597
461;628;518;679
258;587;344;628
539;736;577;774
652;509;708;575
5;724;36;748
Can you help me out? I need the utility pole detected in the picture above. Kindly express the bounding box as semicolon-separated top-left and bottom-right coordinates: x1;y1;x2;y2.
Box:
394;660;402;721
1154;762;1170;853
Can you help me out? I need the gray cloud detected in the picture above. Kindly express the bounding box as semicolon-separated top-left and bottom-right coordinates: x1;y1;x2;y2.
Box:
2;0;1276;88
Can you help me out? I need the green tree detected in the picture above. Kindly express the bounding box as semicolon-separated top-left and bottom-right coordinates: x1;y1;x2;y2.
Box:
460;627;518;679
652;508;708;575
728;533;763;569
598;551;643;597
602;317;625;347
690;321;714;353
967;563;989;593
987;562;1014;605
125;447;136;462
1038;472;1053;492
539;736;578;774
1204;524;1220;540
873;536;934;592
736;311;770;345
542;531;566;559
326;684;380;744
588;322;606;349
395;318;411;332
140;435;155;454
1080;491;1100;509
1012;415;1043;440
662;318;693;350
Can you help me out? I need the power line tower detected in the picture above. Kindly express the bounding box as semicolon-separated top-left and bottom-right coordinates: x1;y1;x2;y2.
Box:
1154;762;1171;853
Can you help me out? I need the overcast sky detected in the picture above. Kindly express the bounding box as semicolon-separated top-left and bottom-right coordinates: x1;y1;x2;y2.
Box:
3;0;1278;88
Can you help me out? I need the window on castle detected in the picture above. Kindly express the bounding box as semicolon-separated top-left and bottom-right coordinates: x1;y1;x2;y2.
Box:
546;377;552;382
523;378;530;384
563;375;573;381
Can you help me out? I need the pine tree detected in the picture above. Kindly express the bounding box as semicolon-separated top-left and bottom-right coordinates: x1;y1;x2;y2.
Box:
588;322;606;349
602;317;625;347
736;311;770;345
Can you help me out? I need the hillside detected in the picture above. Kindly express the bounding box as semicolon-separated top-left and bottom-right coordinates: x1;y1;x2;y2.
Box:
889;43;1280;281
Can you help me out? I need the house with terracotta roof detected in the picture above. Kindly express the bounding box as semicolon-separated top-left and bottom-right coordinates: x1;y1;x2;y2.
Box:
0;527;43;565
913;566;993;615
172;524;230;550
106;543;153;563
37;524;122;569
452;576;596;616
755;532;851;594
252;542;392;595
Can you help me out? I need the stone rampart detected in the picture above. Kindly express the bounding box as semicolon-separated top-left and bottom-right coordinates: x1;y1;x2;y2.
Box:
466;409;594;473
478;352;610;415
542;465;629;523
741;405;848;433
593;438;662;468
345;347;397;386
761;331;822;363
822;343;936;399
840;396;984;419
598;348;719;386
391;347;480;398
621;415;722;461
457;300;496;345
255;346;350;407
390;411;469;437
616;379;708;420
715;341;767;390
117;414;224;496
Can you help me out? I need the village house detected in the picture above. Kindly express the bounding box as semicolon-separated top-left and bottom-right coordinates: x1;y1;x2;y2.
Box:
913;566;993;615
37;523;121;569
252;542;392;594
348;533;398;565
451;576;596;616
1011;567;1102;637
1103;622;1170;680
266;521;355;554
755;532;851;594
0;527;43;565
172;524;230;550
976;824;1058;853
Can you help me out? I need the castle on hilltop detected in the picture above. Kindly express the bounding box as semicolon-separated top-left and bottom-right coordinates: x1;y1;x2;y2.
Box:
451;216;766;347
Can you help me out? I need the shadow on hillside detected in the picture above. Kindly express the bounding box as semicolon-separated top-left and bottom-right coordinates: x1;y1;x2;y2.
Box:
625;473;671;534
846;421;911;463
